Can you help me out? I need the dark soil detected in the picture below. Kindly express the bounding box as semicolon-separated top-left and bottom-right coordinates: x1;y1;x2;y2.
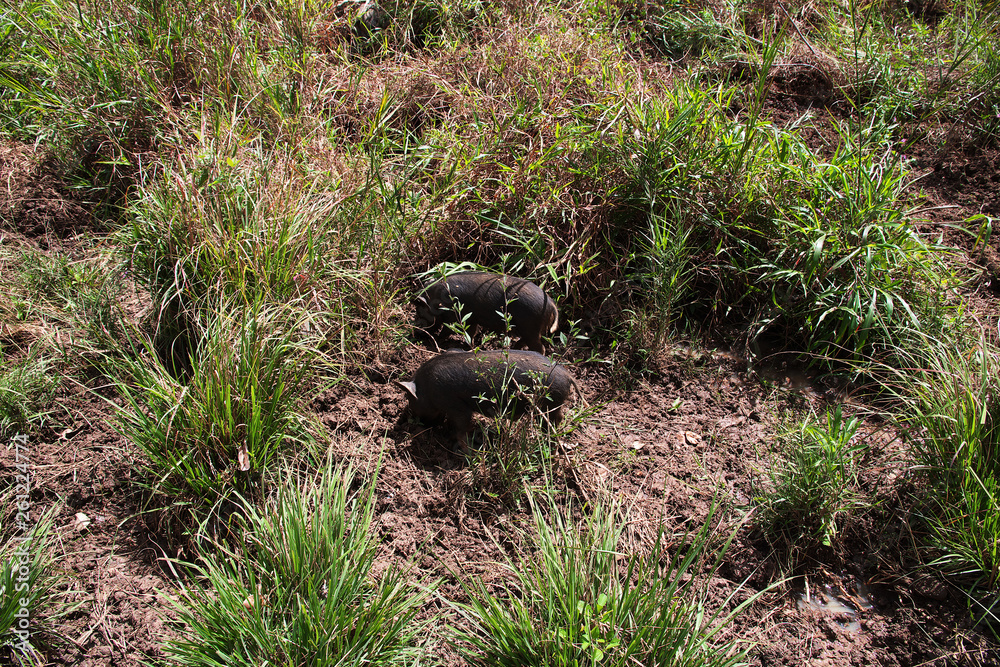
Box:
3;67;1000;667
0;143;94;250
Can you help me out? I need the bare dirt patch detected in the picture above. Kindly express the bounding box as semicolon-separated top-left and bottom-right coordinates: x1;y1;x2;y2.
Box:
2;382;179;667
0;142;94;249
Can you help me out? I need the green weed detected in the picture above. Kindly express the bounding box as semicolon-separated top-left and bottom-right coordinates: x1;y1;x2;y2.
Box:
463;415;551;509
599;78;950;369
15;250;112;323
125;135;409;369
111;297;318;513
817;0;1000;140
753;126;946;364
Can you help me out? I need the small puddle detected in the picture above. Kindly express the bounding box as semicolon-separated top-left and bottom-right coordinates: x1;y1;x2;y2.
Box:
797;584;873;633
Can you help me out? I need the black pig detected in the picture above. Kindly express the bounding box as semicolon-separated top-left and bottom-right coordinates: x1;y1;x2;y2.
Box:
396;350;576;449
414;272;558;353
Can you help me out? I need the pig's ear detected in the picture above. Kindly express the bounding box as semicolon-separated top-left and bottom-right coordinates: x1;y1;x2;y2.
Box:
395;380;418;401
413;295;429;307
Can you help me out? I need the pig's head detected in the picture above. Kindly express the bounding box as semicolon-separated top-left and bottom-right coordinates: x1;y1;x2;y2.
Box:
412;294;442;329
396;379;439;419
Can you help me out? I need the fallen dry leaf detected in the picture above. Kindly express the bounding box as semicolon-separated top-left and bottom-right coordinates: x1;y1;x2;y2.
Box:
237;445;250;471
717;415;746;430
683;431;702;446
73;512;91;532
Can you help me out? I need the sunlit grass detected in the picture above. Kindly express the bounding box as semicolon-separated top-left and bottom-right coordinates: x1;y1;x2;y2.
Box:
111;297;319;513
890;332;1000;630
754;406;867;551
3;0;1000;656
1;502;81;666
0;346;59;437
452;496;755;666
166;462;435;666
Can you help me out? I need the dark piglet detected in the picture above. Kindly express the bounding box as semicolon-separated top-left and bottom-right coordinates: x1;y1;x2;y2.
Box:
396;350;576;449
414;272;558;353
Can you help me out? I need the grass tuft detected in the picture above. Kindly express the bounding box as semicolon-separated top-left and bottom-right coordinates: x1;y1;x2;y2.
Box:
1;502;81;665
166;461;435;666
754;405;866;552
891;332;1000;630
452;495;753;666
110;296;318;514
0;346;59;437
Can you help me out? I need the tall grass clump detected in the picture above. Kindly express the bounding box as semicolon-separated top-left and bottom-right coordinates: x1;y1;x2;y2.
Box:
894;333;1000;630
601;80;951;369
751;127;947;364
452;496;753;666
754;406;866;551
637;0;738;60
967;39;1000;142
1;0;315;155
127;143;334;310
816;0;998;135
624;206;699;355
0;0;173;210
166;462;435;666
959;1;1000;144
111;297;317;512
354;0;488;54
126;138;409;367
1;503;78;665
571;0;739;61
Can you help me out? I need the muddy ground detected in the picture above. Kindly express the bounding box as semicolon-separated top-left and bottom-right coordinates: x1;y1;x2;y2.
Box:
3;75;1000;666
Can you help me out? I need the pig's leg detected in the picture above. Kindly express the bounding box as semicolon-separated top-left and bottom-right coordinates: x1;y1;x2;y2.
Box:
522;332;544;354
449;410;474;452
539;401;563;430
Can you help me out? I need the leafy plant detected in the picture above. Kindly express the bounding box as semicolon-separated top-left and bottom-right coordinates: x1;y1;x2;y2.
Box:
460;348;596;506
464;409;553;508
753;129;944;363
630;206;698;352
